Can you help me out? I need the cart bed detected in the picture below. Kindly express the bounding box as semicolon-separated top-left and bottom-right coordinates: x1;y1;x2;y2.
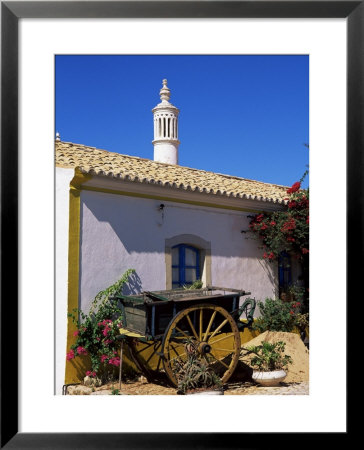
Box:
112;286;251;340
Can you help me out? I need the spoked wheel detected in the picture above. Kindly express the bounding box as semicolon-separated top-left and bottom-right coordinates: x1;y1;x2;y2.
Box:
128;338;164;382
162;304;241;387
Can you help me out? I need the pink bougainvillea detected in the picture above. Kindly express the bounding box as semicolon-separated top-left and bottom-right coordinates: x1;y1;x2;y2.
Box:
77;346;88;356
66;349;75;360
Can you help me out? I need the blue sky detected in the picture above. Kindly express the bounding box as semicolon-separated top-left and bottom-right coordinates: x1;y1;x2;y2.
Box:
55;55;309;188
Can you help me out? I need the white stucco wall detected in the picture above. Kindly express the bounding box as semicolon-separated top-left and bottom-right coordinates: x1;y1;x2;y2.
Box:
55;167;74;394
79;190;278;314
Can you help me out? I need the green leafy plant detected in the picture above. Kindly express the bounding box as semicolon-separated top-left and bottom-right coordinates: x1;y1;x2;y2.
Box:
174;340;222;394
183;279;203;290
287;283;306;304
254;298;304;333
110;388;120;395
246;341;293;372
66;268;135;382
295;312;309;333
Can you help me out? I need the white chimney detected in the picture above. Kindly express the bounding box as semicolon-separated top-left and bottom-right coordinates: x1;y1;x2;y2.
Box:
152;79;180;165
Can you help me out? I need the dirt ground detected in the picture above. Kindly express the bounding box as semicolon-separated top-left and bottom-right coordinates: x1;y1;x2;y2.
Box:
86;378;308;395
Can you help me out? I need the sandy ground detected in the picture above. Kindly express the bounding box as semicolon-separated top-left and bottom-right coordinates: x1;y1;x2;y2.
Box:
84;378;308;395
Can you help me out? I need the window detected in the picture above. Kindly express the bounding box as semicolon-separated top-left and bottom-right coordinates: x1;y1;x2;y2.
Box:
172;244;200;288
278;251;292;296
165;234;211;290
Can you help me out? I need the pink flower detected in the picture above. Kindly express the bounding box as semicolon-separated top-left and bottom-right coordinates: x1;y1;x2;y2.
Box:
108;357;120;367
100;354;108;363
73;330;79;336
86;371;97;377
66;349;75;360
102;327;110;336
77;346;88;356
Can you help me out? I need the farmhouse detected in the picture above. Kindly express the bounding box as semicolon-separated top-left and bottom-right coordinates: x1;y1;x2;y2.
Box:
55;80;296;394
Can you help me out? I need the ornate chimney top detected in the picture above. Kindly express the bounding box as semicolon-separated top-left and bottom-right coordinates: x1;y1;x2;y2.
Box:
159;79;171;102
152;79;180;165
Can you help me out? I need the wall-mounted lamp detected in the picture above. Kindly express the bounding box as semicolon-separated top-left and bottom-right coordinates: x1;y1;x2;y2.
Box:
159;204;165;211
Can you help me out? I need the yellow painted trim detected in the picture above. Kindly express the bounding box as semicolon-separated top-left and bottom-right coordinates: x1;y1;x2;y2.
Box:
64;170;93;384
119;328;145;338
80;184;264;213
70;168;93;189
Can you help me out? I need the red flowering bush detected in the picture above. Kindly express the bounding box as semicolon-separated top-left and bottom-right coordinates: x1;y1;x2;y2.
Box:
67;268;135;382
248;170;309;311
248;174;309;262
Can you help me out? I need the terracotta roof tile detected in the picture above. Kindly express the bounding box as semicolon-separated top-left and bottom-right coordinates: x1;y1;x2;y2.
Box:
55;141;288;204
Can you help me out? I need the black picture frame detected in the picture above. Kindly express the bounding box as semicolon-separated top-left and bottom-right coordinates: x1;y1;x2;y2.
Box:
1;1;357;448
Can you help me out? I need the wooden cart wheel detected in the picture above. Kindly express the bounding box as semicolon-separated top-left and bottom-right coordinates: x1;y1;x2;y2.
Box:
128;338;163;382
162;304;241;387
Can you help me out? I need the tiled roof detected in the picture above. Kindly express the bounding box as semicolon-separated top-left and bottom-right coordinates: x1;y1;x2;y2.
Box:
55;140;288;204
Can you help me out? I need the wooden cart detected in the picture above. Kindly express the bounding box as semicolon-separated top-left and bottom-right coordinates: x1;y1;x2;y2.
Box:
111;286;256;387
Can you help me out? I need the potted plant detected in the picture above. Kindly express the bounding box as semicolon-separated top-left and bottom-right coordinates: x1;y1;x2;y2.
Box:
174;340;223;395
245;341;293;386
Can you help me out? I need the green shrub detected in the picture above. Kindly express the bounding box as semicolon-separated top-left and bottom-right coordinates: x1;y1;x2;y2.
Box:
254;298;303;332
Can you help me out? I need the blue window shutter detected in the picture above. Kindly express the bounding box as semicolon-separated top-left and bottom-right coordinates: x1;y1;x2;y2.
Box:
279;251;292;288
172;244;200;287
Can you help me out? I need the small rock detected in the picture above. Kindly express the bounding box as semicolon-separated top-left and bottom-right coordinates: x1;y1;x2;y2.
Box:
67;385;92;395
83;376;102;387
138;376;148;384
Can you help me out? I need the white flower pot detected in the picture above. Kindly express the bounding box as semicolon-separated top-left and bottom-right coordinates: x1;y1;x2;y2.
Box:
252;370;287;387
186;389;224;395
